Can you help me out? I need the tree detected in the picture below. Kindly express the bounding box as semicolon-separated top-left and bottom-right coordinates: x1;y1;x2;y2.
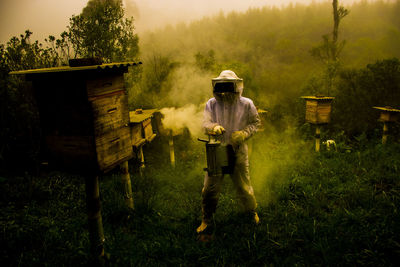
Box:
195;50;216;72
0;31;50;170
3;30;58;71
311;0;349;95
68;0;139;62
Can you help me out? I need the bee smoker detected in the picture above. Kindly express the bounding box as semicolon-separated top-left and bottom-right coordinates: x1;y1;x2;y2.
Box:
198;133;235;176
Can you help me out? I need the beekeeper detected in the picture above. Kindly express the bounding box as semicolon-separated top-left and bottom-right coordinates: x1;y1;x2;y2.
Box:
197;70;260;234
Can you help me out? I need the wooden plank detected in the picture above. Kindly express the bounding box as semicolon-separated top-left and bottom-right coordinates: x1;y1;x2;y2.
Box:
379;112;399;122
91;91;129;137
146;134;157;143
316;102;332;124
373;106;400;113
301;96;335;101
142;118;154;140
86;74;125;97
95;126;133;171
10;62;138;75
305;100;318;124
305;100;332;124
129;110;154;123
130;123;145;147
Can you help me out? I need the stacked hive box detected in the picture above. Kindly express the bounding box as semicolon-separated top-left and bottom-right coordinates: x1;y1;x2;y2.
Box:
373;106;400;123
302;96;335;125
11;62;141;173
129;109;157;148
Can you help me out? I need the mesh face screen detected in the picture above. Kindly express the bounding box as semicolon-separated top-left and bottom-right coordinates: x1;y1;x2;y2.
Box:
213;82;235;93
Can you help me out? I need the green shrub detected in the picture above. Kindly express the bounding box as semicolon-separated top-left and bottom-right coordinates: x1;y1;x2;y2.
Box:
332;58;400;138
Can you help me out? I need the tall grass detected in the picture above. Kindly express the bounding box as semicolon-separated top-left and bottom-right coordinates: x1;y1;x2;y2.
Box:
1;132;400;266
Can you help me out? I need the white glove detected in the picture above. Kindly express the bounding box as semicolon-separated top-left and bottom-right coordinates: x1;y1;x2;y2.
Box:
231;131;246;145
213;125;225;135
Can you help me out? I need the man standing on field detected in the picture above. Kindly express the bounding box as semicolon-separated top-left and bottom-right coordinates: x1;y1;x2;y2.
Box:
197;70;260;235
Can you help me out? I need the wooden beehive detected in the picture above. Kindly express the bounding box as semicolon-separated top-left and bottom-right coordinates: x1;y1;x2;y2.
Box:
373;106;400;122
301;96;335;124
257;108;268;132
10;62;141;173
129;109;157;147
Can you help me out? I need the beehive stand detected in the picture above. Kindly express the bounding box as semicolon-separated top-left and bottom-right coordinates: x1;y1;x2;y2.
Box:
301;96;335;152
373;106;400;144
10;61;141;261
129;109;157;175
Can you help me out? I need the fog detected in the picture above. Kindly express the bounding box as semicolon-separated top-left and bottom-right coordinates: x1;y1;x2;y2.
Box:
0;0;363;44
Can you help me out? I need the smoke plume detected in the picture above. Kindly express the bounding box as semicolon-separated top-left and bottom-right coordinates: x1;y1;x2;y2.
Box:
160;104;205;137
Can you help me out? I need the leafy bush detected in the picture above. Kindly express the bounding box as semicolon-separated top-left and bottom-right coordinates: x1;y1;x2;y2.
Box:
332;58;400;138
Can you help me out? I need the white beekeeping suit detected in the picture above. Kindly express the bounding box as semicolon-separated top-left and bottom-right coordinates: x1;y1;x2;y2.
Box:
197;70;260;235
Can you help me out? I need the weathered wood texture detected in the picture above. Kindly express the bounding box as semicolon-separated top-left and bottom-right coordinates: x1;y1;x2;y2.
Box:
85;175;105;258
25;67;134;173
95;126;132;172
130;124;146;147
129;109;157;147
120;161;134;209
87;75;125;98
91;91;129;136
305;100;333;124
143;118;156;141
379;112;398;122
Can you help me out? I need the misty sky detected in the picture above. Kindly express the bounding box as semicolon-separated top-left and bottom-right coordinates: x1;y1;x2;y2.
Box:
0;0;361;44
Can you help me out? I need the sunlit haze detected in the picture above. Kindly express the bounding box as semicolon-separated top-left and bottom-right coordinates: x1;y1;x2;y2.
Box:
0;0;363;44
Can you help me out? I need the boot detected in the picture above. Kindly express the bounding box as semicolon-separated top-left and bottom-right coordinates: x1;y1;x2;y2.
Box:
196;220;209;234
253;212;260;225
197;220;214;242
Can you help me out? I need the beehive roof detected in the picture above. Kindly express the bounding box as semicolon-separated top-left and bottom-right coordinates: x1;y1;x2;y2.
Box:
373;106;400;113
9;62;141;75
129;109;158;123
301;96;335;101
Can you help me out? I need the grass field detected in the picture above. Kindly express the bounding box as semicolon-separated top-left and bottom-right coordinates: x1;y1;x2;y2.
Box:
1;130;400;266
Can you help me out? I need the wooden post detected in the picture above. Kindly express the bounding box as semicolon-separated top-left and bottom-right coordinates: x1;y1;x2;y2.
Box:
301;96;334;152
120;161;134;209
139;145;145;177
382;122;389;145
169;130;175;168
373;106;400;145
315;125;321;152
85;175;105;261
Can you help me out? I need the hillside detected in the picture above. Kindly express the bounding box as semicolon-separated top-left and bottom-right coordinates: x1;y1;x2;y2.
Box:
132;1;400;111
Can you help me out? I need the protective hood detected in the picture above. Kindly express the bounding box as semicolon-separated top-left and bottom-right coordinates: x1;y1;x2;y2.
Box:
212;70;244;96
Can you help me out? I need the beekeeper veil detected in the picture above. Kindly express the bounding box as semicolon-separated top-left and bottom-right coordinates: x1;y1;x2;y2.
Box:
212;70;244;102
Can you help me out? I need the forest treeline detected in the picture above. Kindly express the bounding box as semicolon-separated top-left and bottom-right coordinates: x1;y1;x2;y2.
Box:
1;0;400;170
134;0;400;134
132;0;400;150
